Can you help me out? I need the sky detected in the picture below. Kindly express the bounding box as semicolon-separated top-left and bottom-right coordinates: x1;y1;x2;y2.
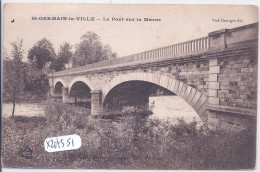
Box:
3;3;258;59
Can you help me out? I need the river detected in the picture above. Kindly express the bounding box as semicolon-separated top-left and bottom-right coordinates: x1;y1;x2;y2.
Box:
2;103;45;117
2;96;202;124
149;95;202;124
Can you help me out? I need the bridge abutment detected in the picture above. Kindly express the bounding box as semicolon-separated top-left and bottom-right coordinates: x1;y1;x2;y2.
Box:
205;24;257;128
91;90;103;115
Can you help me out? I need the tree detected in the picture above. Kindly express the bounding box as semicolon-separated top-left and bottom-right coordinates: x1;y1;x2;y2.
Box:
50;42;72;71
72;31;117;67
23;63;49;96
27;38;56;74
3;39;27;117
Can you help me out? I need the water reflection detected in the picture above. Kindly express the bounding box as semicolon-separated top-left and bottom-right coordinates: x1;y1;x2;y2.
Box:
149;95;202;124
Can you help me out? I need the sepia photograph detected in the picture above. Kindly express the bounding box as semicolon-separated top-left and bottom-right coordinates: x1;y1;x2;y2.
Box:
1;2;258;170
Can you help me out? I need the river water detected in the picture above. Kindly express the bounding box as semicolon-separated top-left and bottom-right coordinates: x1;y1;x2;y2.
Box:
2;103;45;117
149;95;202;124
2;96;201;124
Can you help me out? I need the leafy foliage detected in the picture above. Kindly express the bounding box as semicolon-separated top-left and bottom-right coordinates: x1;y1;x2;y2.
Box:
27;38;56;73
50;43;73;71
21;62;49;96
3;39;27;117
1;102;256;169
73;32;117;67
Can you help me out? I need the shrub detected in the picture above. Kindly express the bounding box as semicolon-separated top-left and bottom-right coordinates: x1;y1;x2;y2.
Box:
44;101;91;132
2;102;256;169
122;105;153;118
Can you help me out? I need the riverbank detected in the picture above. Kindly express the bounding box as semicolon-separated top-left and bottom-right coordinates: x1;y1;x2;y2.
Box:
1;101;256;169
2;103;45;117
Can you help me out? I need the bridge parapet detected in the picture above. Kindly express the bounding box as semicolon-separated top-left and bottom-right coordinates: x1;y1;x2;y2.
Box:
52;36;209;77
209;23;258;50
52;23;257;77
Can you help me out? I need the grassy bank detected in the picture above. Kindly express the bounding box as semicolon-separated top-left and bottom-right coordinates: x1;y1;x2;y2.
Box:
1;101;256;169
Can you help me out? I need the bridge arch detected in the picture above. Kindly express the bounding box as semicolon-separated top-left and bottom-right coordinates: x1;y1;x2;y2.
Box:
68;76;95;93
102;72;208;118
53;81;64;95
53;78;67;88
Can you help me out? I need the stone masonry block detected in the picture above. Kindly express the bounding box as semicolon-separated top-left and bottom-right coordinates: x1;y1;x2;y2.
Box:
209;58;218;66
131;73;137;81
220;85;229;90
209;66;220;74
183;86;192;101
209;89;218;97
170;79;176;92
164;76;169;87
137;73;142;80
187;88;197;104
197;100;208;117
177;82;183;95
164;77;170;88
220;81;229;86
151;74;155;83
136;73;142;80
166;78;173;90
128;73;133;79
159;75;165;86
139;73;145;80
146;73;153;83
160;76;168;88
147;73;152;80
208;97;219;105
209;82;219;89
151;74;156;83
173;80;180;94
141;73;145;81
241;68;250;73
157;74;162;84
209;74;218;82
143;73;148;82
154;74;160;84
180;84;188;98
194;94;208;111
190;91;202;107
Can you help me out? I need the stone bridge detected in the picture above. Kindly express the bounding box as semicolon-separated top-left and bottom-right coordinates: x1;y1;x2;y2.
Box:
49;23;258;127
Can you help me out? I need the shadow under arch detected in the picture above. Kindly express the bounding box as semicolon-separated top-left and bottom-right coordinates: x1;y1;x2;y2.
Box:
53;78;66;89
52;80;65;102
68;80;92;108
68;77;95;93
53;81;64;94
102;72;208;120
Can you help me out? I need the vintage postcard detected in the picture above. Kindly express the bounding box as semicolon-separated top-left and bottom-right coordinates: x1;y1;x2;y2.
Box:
1;3;258;170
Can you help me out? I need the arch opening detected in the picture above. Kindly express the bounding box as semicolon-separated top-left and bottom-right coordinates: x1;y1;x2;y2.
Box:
69;81;91;108
103;80;202;123
54;81;63;94
52;81;64;102
103;80;174;112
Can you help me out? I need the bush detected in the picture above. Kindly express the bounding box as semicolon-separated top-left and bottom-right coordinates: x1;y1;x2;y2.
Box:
1;102;256;169
122;105;153;118
44;101;91;132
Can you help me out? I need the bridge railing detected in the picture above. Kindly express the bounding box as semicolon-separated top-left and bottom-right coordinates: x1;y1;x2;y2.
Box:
87;36;209;69
53;36;209;76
